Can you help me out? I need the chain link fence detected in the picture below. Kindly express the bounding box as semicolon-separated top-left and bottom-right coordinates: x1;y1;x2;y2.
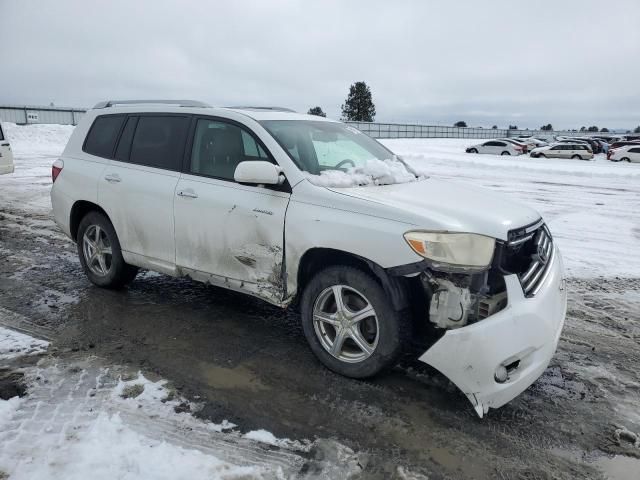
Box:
344;121;591;140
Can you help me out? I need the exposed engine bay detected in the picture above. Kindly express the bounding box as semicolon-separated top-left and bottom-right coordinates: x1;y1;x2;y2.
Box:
420;269;508;329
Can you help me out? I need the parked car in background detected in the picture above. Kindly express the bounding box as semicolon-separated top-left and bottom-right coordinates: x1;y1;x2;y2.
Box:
0;124;15;175
530;143;594;160
50;99;567;417
466;139;525;156
498;138;530;153
607;140;640;160
556;138;594;153
609;145;640;163
515;137;548;149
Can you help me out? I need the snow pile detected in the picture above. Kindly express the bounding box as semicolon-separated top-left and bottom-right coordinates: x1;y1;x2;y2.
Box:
305;158;419;187
0;396;22;424
1;122;73;156
10;412;267;480
0;325;49;360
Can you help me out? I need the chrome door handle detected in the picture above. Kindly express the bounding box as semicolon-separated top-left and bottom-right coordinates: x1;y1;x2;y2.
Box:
104;174;121;183
177;190;198;198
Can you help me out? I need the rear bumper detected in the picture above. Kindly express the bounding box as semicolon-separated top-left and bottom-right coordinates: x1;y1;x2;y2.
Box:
0;163;14;175
419;247;567;417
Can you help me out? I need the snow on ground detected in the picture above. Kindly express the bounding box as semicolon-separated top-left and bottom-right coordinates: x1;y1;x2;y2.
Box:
1;123;639;278
0;315;360;479
383;138;640;278
0;325;49;360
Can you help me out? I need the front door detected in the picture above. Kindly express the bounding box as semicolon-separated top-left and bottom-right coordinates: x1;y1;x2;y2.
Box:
174;117;290;305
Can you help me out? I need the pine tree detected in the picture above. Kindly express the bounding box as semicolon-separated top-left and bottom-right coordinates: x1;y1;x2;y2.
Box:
491;125;498;129
454;121;467;128
540;124;553;131
307;106;326;117
587;126;599;132
341;82;376;122
600;127;609;132
633;126;640;133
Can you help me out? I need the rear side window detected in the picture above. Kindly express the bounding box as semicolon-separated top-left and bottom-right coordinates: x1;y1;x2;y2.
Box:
629;148;640;153
129;116;190;171
84;115;125;158
114;117;138;162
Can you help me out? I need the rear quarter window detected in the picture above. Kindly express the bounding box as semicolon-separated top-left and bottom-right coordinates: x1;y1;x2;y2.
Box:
83;115;125;158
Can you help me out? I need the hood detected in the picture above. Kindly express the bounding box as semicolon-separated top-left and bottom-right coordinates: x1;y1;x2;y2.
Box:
328;178;540;241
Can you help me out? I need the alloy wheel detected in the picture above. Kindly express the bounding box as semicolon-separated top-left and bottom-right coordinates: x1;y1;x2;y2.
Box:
312;285;379;363
82;225;113;277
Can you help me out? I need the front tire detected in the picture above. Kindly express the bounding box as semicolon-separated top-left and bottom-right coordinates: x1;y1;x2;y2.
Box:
77;211;138;289
621;157;631;163
300;266;409;378
468;148;478;154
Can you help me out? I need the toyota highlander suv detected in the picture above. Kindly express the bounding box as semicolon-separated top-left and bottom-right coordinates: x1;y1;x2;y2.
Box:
0;123;15;175
51;100;567;417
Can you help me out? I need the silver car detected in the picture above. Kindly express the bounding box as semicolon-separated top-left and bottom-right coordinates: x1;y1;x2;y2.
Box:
530;143;594;160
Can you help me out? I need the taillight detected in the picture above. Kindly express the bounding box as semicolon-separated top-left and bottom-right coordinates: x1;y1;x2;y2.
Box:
52;159;64;183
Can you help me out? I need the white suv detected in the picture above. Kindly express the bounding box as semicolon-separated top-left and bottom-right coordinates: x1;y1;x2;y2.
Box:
0;123;15;175
51;100;567;417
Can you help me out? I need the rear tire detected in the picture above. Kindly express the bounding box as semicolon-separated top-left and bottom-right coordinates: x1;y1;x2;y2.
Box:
77;211;139;289
468;148;478;154
571;154;582;160
501;151;511;156
300;266;410;379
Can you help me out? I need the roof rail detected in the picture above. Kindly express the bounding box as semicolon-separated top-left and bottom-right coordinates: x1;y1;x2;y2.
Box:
93;99;211;109
226;106;296;113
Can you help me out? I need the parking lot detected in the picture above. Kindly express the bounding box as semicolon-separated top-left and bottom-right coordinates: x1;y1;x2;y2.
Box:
1;125;640;479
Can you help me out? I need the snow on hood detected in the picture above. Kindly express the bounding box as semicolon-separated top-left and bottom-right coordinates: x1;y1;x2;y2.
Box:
304;158;422;187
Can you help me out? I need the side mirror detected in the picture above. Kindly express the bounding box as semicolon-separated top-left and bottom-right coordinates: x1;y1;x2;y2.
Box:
234;161;285;186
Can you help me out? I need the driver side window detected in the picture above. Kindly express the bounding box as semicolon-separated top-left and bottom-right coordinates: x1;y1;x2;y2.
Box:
190;119;270;181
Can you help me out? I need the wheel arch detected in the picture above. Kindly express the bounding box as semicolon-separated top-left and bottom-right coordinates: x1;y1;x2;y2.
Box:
69;200;111;241
295;247;411;311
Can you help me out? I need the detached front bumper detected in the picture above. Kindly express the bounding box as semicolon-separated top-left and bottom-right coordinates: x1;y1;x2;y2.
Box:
419;247;567;417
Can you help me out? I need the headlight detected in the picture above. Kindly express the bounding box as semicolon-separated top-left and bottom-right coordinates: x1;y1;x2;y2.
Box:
403;231;495;271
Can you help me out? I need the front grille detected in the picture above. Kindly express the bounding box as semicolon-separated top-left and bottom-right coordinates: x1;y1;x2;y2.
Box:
499;220;554;297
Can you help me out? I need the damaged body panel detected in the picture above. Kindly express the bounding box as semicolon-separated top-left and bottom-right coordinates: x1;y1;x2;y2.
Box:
174;174;290;305
418;247;566;417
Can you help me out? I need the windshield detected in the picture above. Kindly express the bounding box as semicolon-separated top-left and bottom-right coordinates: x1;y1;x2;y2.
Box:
261;120;420;187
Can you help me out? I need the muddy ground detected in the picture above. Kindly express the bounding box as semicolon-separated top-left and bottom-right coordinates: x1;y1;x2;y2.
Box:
1;203;639;479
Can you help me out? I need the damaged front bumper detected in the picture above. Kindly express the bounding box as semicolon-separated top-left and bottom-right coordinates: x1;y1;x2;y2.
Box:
419;247;567;417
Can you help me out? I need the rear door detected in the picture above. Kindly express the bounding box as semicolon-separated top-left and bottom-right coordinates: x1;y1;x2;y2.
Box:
480;141;499;154
174;117;290;304
98;114;191;273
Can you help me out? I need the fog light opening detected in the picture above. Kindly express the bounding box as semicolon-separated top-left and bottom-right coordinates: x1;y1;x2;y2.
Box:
494;366;508;383
495;360;521;384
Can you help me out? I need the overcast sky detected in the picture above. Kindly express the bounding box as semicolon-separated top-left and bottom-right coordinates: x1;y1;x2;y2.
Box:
2;0;639;129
